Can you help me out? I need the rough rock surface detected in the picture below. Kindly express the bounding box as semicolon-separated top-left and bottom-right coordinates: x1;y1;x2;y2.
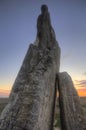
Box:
57;72;86;130
0;5;60;130
37;5;56;49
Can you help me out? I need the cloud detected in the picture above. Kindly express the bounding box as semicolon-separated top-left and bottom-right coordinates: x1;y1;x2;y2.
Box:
83;72;86;75
77;89;86;97
75;80;86;88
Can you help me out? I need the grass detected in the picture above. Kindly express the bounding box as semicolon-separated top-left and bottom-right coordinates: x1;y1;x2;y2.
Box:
0;98;8;115
0;97;86;129
54;97;86;129
0;103;7;114
54;113;61;128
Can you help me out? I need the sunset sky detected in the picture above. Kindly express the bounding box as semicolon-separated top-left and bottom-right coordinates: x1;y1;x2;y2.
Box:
0;0;86;97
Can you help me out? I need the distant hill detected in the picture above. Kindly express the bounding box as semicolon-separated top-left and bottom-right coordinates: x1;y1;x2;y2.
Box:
80;97;86;105
80;97;86;118
0;98;8;115
0;98;8;104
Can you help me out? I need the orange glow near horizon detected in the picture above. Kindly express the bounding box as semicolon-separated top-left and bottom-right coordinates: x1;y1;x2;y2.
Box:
77;89;86;97
0;78;86;97
0;88;11;97
74;79;86;97
0;88;86;97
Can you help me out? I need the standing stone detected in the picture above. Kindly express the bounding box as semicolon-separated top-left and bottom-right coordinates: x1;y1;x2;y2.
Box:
37;5;56;49
57;72;86;130
0;5;60;130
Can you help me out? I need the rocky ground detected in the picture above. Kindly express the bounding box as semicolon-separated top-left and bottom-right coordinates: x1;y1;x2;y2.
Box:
0;97;86;130
54;128;60;130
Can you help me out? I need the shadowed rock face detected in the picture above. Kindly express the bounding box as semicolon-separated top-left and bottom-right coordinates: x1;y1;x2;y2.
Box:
0;5;60;130
37;5;56;49
57;72;86;130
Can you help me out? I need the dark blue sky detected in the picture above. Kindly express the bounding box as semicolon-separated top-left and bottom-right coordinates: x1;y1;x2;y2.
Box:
0;0;86;95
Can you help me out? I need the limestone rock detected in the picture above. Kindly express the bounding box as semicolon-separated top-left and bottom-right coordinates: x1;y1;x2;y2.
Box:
0;5;60;130
37;4;56;49
57;72;86;130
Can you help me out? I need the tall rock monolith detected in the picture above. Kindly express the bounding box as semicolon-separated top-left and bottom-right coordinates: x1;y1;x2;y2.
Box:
0;5;60;130
57;72;86;130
